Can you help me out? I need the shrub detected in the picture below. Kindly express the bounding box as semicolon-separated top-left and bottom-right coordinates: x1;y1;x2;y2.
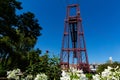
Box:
25;54;61;80
97;61;120;73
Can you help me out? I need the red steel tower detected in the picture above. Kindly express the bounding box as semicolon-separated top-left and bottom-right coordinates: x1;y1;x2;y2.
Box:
60;4;90;72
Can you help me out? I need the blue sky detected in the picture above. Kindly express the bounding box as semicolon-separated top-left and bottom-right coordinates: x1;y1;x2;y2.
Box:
18;0;120;64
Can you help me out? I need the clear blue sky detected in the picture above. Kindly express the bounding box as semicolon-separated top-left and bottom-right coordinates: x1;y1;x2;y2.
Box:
18;0;120;64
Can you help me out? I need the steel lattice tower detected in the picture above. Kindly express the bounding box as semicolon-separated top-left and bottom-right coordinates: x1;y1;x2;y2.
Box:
60;4;90;72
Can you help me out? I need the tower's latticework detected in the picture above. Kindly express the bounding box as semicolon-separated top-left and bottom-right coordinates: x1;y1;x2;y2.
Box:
60;4;90;72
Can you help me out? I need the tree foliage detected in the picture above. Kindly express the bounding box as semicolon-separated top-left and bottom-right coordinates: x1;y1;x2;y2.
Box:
0;0;42;74
26;53;61;80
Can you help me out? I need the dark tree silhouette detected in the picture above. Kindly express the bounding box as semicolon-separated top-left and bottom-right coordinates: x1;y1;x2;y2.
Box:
0;0;42;72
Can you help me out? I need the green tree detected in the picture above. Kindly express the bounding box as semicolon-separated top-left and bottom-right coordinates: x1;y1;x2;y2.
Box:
47;55;61;80
0;0;42;75
26;53;61;80
0;0;22;66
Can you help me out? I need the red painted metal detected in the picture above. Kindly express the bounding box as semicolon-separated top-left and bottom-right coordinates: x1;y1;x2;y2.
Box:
60;4;90;72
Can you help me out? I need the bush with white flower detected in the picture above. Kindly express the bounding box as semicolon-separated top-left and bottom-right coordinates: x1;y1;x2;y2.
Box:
60;66;120;80
93;66;120;80
7;68;21;80
34;73;47;80
60;67;88;80
6;66;120;80
26;74;33;80
7;69;48;80
60;70;70;80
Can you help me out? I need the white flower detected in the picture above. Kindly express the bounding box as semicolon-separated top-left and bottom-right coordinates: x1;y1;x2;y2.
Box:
80;74;88;80
34;73;47;80
60;76;70;80
115;66;119;70
76;69;83;74
92;74;100;80
112;76;117;80
101;67;112;77
60;70;70;80
7;68;21;80
107;66;112;71
61;70;67;77
92;66;120;80
7;71;16;79
26;74;33;80
61;68;88;80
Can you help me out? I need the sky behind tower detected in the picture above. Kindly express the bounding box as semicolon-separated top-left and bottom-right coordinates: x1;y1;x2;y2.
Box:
18;0;120;64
